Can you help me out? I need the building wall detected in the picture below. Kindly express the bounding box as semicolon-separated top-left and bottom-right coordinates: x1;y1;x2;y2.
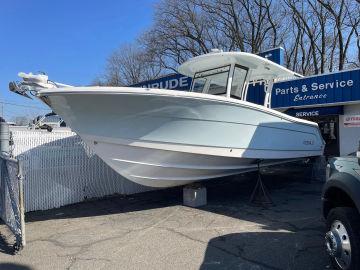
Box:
339;104;360;155
10;127;154;212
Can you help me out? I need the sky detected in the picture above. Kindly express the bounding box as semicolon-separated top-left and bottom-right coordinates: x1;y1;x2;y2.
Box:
0;0;157;120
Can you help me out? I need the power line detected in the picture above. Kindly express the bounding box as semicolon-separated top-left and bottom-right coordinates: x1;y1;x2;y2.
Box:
0;101;49;110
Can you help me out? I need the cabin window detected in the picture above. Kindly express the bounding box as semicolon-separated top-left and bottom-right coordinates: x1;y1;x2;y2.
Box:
191;65;230;95
192;78;207;93
230;65;248;99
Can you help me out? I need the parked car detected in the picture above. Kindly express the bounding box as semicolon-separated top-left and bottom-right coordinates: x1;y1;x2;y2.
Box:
322;153;360;270
31;112;66;132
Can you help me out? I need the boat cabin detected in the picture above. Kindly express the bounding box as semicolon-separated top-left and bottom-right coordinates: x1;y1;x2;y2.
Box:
178;50;301;107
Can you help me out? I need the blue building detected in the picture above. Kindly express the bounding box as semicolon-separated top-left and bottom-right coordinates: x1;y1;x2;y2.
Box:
248;68;360;156
132;49;360;157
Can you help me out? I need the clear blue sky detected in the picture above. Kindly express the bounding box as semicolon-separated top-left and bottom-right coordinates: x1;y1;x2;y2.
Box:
0;0;157;120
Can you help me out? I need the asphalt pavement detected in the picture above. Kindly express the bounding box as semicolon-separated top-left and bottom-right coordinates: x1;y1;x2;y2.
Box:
0;165;333;270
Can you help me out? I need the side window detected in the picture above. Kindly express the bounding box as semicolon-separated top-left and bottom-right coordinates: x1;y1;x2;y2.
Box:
231;66;248;99
192;78;207;93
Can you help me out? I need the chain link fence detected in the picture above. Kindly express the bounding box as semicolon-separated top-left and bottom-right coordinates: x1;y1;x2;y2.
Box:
0;154;25;252
11;128;153;212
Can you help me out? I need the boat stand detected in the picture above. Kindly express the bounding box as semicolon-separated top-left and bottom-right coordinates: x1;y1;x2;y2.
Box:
249;162;273;206
183;184;207;207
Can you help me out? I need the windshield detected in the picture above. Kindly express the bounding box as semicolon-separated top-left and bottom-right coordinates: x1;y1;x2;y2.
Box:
191;66;230;95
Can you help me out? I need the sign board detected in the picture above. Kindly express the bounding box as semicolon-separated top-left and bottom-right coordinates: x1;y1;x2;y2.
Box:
257;47;285;66
271;69;360;108
344;115;360;127
131;73;191;91
285;106;343;118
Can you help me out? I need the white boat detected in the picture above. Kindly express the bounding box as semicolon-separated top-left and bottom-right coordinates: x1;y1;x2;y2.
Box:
10;51;324;187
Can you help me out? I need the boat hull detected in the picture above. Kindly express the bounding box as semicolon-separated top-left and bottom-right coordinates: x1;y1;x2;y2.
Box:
40;87;324;187
83;135;307;187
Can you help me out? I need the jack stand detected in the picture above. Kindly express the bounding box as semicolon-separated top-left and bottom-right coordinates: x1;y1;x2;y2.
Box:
309;156;326;182
249;162;273;206
183;184;207;207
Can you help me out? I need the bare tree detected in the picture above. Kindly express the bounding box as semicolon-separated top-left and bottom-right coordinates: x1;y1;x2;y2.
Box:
284;0;323;74
98;0;360;81
197;0;286;52
354;27;360;67
141;0;286;70
12;116;32;126
91;76;107;86
317;0;360;70
282;0;359;73
102;43;164;86
142;0;224;71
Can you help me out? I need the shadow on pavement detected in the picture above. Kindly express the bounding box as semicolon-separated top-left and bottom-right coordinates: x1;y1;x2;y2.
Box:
199;231;331;270
25;160;315;226
25;185;183;223
0;263;33;270
0;230;15;255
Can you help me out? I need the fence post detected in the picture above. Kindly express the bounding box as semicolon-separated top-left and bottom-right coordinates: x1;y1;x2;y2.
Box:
18;160;25;248
0;118;9;156
0;154;26;253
